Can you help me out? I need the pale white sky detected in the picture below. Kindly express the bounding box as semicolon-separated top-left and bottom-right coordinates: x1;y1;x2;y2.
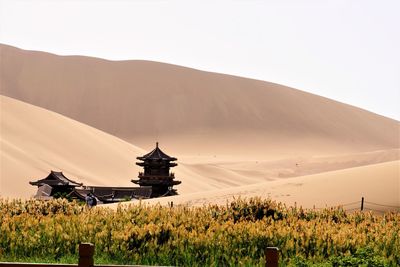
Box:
1;0;399;120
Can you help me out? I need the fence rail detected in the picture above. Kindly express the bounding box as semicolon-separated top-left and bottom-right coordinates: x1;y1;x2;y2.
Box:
312;197;400;213
0;244;280;267
0;264;75;267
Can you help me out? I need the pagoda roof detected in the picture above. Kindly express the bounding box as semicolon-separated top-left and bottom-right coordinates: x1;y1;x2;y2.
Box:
137;142;177;161
29;170;83;187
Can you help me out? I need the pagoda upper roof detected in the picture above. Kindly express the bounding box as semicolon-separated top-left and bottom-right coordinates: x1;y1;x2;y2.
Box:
137;142;177;161
29;170;83;187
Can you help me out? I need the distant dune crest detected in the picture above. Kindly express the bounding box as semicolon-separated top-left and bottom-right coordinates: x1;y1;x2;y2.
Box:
1;43;398;155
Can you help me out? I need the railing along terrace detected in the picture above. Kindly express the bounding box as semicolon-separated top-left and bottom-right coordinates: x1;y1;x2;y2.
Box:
138;172;175;178
0;244;280;267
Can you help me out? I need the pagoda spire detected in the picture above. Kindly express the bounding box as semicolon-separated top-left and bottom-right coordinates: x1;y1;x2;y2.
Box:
132;143;181;197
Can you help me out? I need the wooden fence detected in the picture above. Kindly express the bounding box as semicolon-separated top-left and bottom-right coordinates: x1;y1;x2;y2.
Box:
0;244;280;267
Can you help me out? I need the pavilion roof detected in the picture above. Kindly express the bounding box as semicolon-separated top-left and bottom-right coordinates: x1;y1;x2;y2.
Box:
29;170;83;187
137;142;177;161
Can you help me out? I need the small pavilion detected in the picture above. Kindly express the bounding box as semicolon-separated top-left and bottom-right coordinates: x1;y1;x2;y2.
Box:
132;142;181;197
29;171;83;197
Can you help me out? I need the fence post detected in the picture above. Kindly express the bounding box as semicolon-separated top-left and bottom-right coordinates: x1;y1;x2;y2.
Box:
361;197;364;211
78;243;94;267
265;247;279;267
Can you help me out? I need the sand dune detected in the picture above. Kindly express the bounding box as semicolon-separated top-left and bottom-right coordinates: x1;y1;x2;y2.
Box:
186;149;399;182
1;44;399;157
1;44;399;204
2;95;398;199
0;95;146;198
0;95;259;197
141;161;400;212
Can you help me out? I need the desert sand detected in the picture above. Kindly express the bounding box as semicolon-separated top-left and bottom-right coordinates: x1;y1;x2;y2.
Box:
1;44;399;157
0;95;145;198
1;95;399;200
1;44;399;209
140;161;400;212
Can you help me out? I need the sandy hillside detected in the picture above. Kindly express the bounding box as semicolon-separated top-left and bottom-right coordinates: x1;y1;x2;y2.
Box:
1;95;398;199
140;160;400;212
1;44;399;157
0;95;146;198
0;95;260;198
1;44;399;203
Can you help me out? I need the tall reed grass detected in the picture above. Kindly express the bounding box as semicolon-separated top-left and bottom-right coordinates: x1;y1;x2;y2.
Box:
0;198;398;266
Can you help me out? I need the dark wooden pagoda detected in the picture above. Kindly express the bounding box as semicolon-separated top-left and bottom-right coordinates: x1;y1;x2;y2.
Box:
29;170;83;198
132;142;181;197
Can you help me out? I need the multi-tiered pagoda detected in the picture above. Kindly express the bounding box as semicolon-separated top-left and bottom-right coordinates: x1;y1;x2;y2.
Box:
132;142;181;197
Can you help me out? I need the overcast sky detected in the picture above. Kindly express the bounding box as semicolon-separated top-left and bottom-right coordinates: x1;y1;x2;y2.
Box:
1;0;399;120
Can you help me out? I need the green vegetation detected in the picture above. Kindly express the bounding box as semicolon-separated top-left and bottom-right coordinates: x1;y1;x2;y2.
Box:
0;198;398;266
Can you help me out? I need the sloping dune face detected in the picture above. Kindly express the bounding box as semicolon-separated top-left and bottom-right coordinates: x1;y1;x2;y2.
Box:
1;91;396;198
0;95;146;198
1;44;399;157
0;95;237;198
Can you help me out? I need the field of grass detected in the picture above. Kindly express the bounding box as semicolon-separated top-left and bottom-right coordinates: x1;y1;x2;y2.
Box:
0;198;399;266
